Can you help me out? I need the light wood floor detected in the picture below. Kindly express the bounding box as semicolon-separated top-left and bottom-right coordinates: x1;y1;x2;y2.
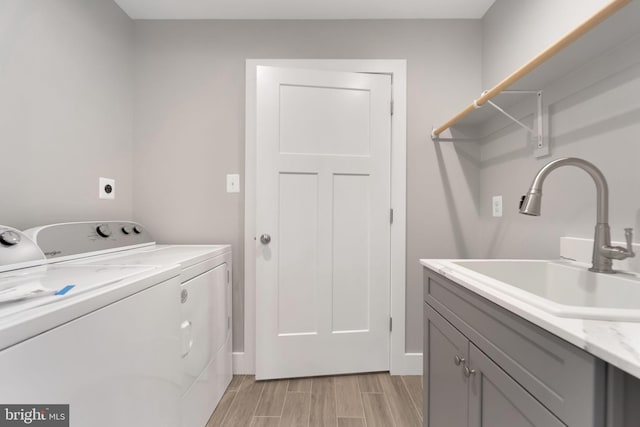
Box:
206;372;423;427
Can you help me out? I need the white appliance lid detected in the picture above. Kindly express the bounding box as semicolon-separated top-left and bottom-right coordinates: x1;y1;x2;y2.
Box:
0;263;179;351
70;245;231;269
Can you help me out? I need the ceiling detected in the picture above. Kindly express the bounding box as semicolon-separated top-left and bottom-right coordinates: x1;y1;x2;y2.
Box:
113;0;497;20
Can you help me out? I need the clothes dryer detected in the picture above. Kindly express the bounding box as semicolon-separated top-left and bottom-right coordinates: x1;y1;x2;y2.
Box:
25;221;233;427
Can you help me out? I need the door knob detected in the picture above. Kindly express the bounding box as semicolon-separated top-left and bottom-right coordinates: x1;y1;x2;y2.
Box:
260;234;271;245
454;355;465;366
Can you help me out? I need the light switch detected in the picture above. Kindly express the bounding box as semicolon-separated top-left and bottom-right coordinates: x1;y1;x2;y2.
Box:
492;195;503;217
99;177;115;200
226;174;240;193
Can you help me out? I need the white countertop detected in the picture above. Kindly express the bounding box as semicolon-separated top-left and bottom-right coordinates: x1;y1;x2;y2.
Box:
421;258;640;379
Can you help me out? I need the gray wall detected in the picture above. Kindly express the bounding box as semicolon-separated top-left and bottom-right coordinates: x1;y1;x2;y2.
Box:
132;20;483;353
0;0;134;229
474;0;640;263
481;0;610;89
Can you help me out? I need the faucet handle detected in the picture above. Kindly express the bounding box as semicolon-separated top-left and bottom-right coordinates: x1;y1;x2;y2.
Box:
625;228;635;256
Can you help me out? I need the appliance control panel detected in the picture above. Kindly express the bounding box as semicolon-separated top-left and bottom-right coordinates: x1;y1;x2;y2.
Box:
24;221;155;261
0;226;46;272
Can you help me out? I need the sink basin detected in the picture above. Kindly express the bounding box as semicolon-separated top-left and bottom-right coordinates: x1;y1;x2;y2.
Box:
449;260;640;321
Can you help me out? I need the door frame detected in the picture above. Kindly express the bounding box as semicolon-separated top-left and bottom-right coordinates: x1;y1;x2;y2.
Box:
238;59;415;375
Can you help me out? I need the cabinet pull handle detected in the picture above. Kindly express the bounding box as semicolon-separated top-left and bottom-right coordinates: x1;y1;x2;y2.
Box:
464;366;476;377
454;355;465;366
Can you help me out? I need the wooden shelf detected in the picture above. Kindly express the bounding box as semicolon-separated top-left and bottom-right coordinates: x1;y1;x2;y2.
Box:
432;0;638;140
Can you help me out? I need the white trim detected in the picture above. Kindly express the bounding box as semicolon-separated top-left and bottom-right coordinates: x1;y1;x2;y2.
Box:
242;59;413;376
232;351;253;375
393;353;423;375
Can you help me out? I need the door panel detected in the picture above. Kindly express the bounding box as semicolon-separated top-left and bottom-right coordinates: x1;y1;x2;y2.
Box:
468;344;565;427
424;303;469;427
279;84;371;156
277;172;319;335
331;173;370;332
256;66;391;379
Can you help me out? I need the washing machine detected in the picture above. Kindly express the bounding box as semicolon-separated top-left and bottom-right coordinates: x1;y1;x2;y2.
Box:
25;221;233;427
0;225;182;427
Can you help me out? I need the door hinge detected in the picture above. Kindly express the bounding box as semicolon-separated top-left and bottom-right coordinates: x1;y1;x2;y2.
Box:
227;270;230;284
390;208;394;224
390;100;394;116
389;317;393;332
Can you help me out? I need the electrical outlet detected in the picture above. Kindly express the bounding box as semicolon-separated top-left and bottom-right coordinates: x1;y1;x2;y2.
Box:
99;177;115;200
226;174;240;193
492;195;503;217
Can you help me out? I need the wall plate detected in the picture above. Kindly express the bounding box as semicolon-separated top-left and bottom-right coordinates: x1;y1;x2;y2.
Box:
226;174;240;193
99;177;115;200
492;195;503;217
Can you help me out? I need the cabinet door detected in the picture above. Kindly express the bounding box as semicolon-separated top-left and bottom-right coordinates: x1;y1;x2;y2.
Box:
424;303;469;427
468;344;565;427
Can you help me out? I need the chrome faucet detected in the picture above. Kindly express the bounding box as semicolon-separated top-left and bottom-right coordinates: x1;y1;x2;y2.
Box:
519;157;635;274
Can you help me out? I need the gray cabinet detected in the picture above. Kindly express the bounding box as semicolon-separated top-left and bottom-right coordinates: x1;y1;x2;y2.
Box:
423;267;606;427
424;303;468;427
424;302;563;427
468;344;564;427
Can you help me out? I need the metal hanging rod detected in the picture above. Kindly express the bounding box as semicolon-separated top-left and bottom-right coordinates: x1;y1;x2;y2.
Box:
430;0;631;141
429;136;478;143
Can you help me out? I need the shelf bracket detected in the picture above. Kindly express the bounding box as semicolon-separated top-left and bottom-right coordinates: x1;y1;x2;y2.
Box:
485;99;534;134
534;91;549;158
487;90;549;157
432;90;549;158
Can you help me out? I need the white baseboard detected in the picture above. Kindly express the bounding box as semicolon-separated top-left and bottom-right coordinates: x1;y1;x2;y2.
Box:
233;352;255;375
391;352;423;376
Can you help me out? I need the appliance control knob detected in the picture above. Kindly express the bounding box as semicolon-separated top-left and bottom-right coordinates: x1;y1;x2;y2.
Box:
96;224;112;238
121;226;132;235
133;225;142;234
0;230;21;246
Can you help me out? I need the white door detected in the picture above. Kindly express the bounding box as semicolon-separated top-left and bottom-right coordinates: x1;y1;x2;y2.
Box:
255;66;392;380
